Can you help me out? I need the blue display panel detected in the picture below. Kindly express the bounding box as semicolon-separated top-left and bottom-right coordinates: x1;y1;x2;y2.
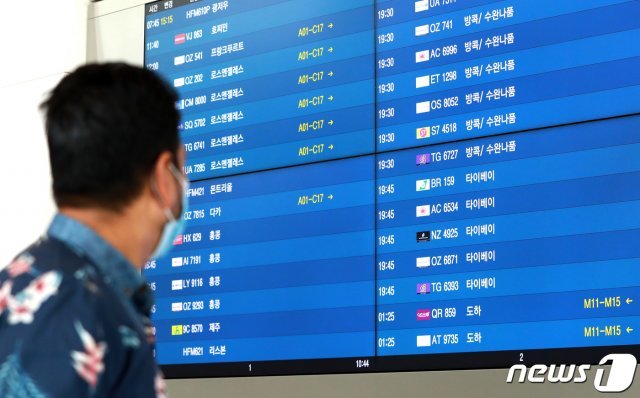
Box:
144;156;376;363
375;0;640;151
145;0;375;180
375;115;640;355
144;0;640;377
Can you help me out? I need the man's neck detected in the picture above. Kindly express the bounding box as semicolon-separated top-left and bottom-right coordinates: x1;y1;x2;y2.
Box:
59;205;155;269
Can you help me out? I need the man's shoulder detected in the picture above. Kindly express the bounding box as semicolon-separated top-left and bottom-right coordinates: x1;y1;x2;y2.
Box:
0;235;147;333
0;237;162;397
1;236;109;326
4;235;89;276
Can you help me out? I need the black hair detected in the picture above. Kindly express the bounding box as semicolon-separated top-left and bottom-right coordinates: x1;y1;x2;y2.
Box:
41;63;180;210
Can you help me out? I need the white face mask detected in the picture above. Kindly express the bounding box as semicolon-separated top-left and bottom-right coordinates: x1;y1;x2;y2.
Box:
151;163;189;259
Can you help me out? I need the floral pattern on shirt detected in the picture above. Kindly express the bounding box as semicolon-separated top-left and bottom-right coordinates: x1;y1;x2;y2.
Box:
0;219;165;398
7;254;35;278
71;322;107;388
5;271;62;325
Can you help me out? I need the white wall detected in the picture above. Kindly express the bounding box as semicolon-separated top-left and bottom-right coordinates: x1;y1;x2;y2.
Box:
0;0;88;266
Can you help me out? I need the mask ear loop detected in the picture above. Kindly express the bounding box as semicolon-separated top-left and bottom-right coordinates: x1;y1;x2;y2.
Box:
150;165;181;223
162;207;177;223
168;163;187;189
168;163;187;217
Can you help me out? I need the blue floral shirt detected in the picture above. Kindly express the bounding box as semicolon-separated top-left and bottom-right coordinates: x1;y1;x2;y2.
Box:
0;215;167;397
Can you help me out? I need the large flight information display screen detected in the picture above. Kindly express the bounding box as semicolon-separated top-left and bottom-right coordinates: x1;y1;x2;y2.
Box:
144;0;640;377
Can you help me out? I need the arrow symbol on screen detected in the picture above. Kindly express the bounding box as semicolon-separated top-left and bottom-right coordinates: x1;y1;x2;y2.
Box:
328;145;334;150
328;23;334;29
328;195;334;200
626;298;634;305
328;96;334;101
627;327;634;334
328;71;334;77
328;120;334;125
328;47;334;53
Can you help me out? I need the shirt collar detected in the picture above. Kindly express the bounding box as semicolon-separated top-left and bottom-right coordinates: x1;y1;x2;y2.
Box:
46;213;148;302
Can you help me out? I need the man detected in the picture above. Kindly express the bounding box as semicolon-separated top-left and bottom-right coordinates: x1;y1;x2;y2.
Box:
0;63;186;397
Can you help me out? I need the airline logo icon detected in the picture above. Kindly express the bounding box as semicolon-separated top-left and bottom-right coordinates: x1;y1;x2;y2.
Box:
171;302;183;312
174;55;186;66
416;75;430;88
416;309;431;321
176;100;185;110
416;127;431;140
171;325;183;336
416;153;431;165
173;77;185;88
416;50;430;63
417;231;431;242
171;280;183;291
172;257;183;268
416;205;431;218
417;335;432;347
417;282;431;294
174;33;186;45
173;235;183;245
416;101;431;114
416;179;430;191
415;25;429;37
415;0;429;12
416;256;431;268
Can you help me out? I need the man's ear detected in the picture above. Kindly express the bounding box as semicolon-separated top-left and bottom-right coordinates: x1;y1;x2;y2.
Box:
151;151;179;213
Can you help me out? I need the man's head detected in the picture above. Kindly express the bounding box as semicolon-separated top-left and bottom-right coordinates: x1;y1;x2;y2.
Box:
41;63;186;265
41;62;181;210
